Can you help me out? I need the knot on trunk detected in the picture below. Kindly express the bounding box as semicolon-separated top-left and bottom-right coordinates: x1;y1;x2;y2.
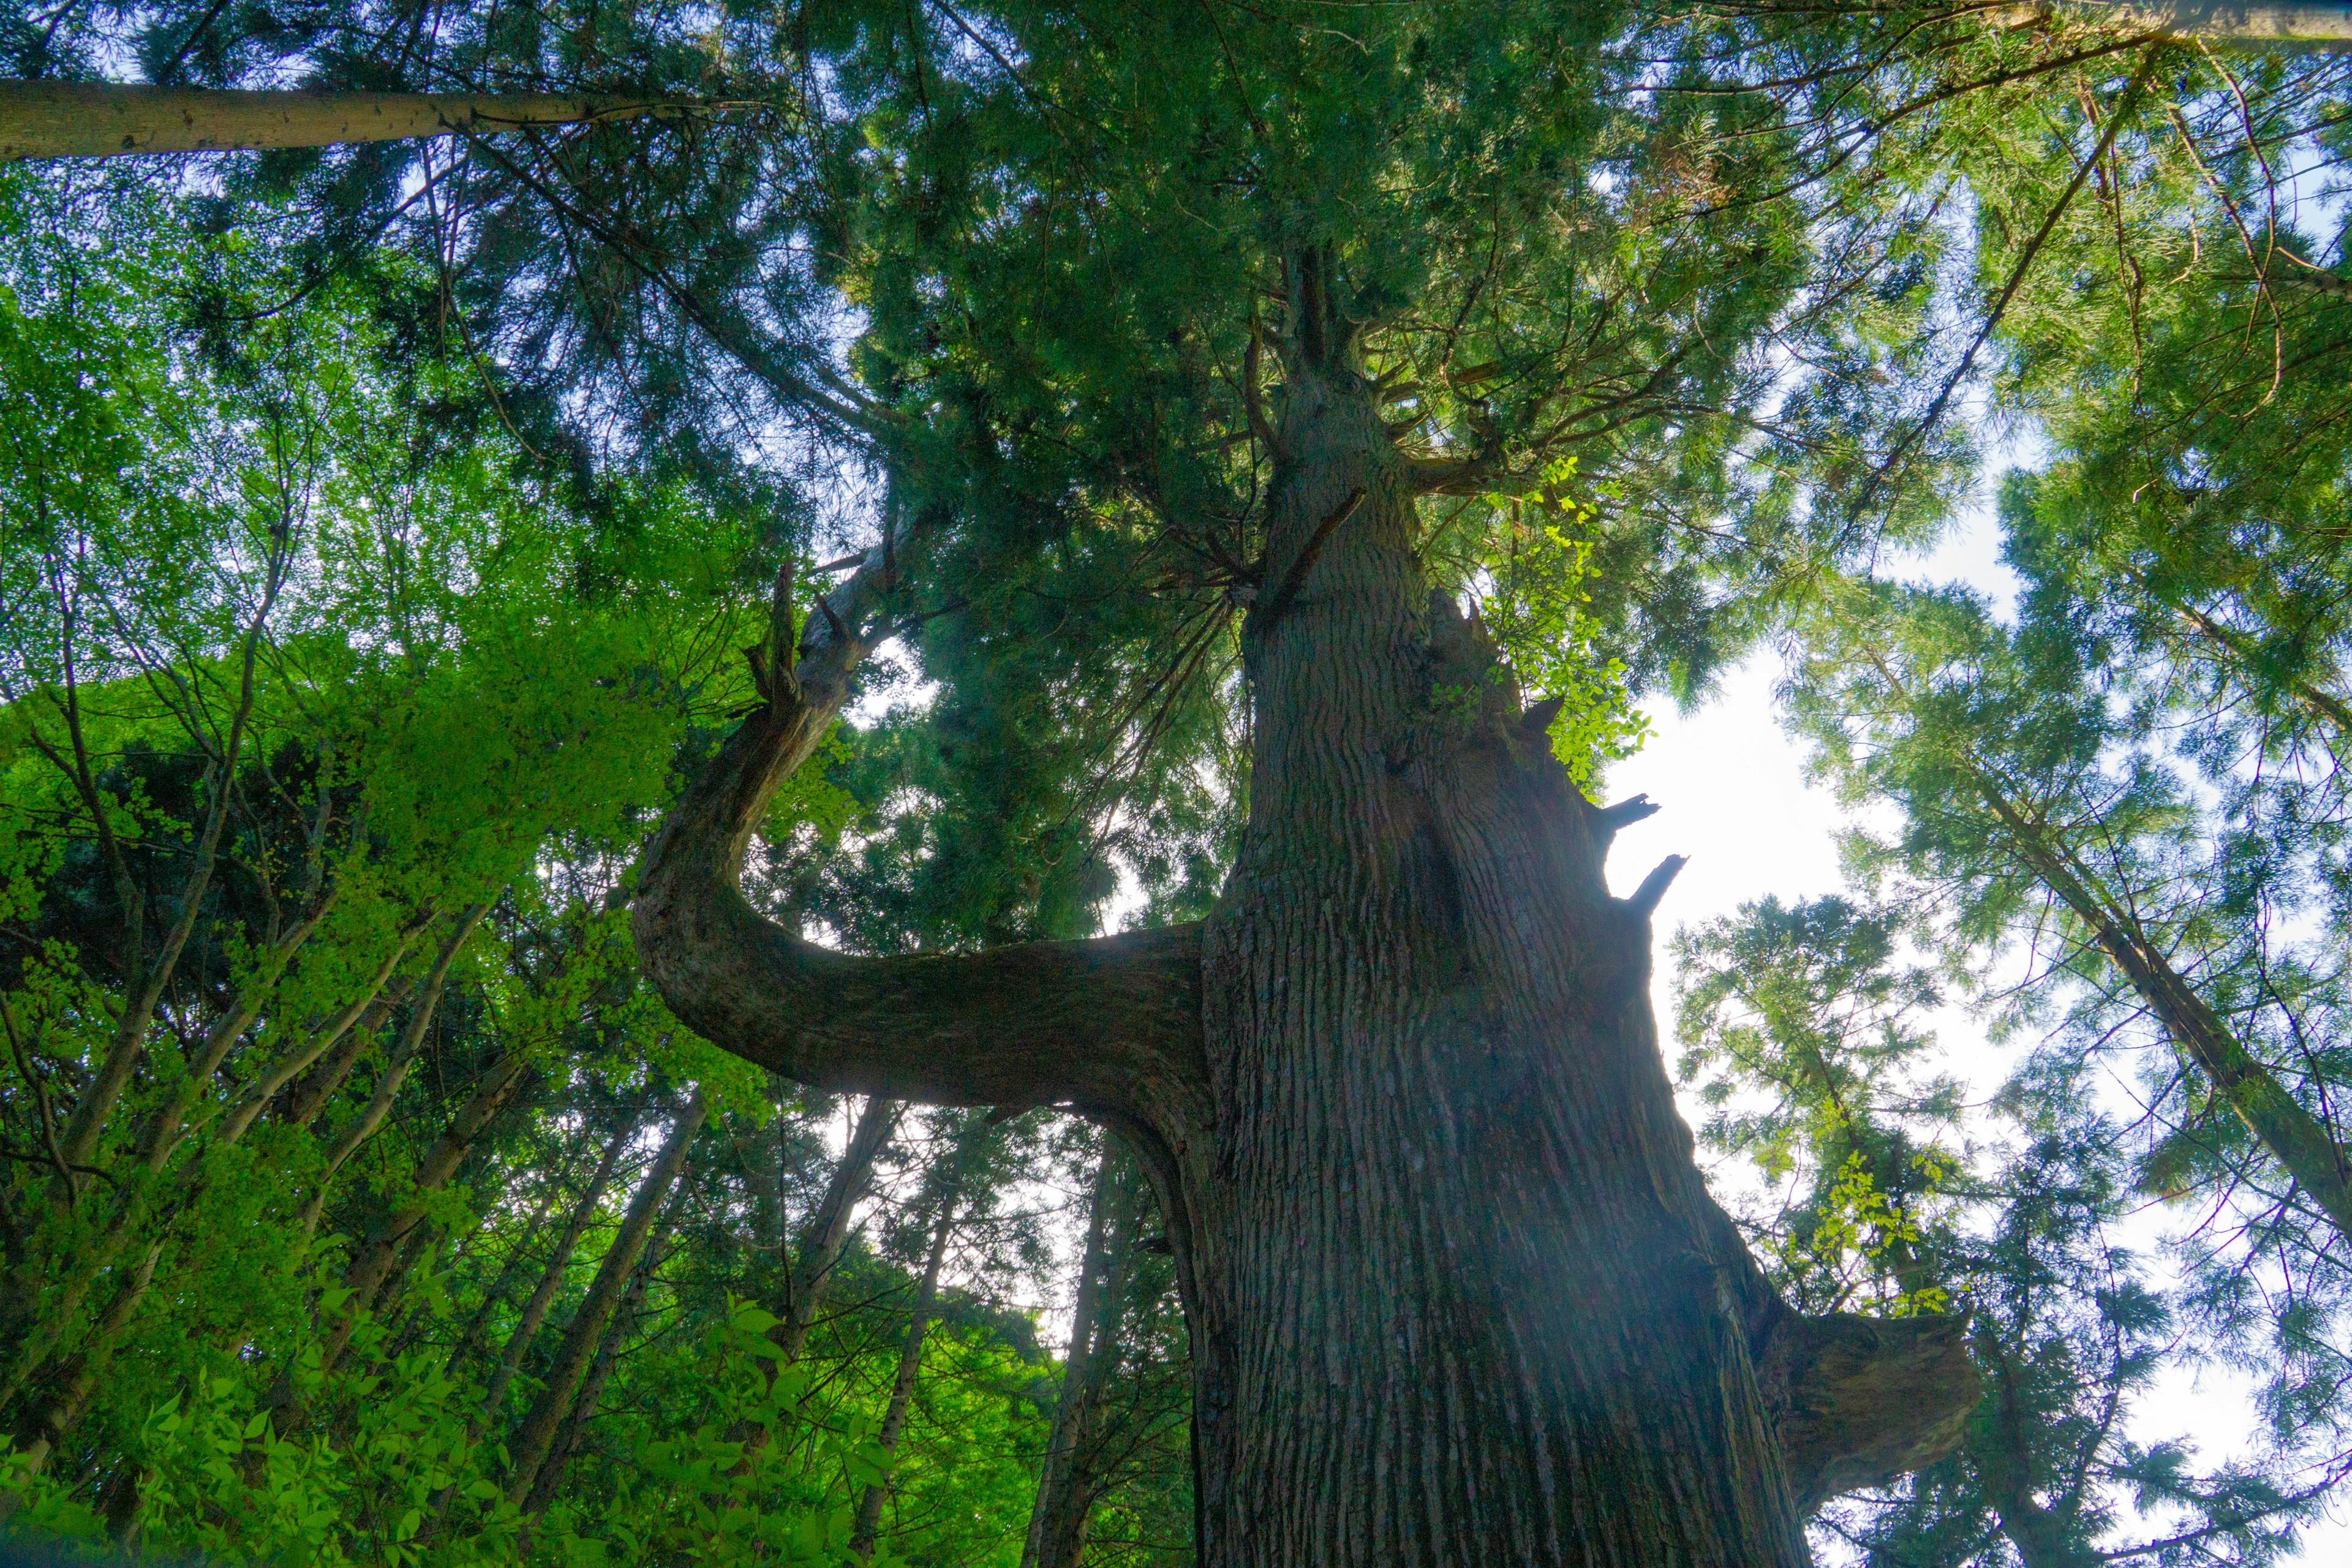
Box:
1757;1310;1980;1513
1419;589;1520;728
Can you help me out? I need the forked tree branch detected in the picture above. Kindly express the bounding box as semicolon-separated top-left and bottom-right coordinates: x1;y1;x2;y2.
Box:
1691;1189;1979;1511
631;552;1206;1121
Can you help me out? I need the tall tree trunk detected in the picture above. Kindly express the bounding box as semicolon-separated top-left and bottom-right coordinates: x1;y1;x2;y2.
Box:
777;1095;899;1364
2168;597;2352;744
1023;1142;1137;1568
479;1114;642;1421
504;1090;708;1504
309;1047;535;1377
633;352;1979;1568
0;918;439;1422
214;931;424;1145
520;1224;676;1516
0;84;714;162
851;1188;960;1558
0;1236;163;1508
1188;354;1810;1566
1972;780;2352;1237
286;903;486;1155
444;1178;568;1378
729;1094;900;1470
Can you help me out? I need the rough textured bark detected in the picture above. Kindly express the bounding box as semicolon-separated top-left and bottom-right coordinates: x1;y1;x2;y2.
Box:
630;561;1205;1128
1023;1143;1138;1568
633;314;1977;1567
504;1090;708;1504
0;83;711;162
1187;347;1800;1565
850;1189;960;1557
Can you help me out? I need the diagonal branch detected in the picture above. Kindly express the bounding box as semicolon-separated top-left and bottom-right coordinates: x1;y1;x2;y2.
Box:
0;83;737;162
631;562;1206;1123
1853;48;2159;519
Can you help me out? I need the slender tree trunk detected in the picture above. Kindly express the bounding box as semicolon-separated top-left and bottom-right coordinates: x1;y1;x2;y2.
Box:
851;1188;960;1558
2169;598;2352;742
504;1090;708;1504
445;1182;568;1377
367;1221;443;1348
0;84;716;162
521;1225;676;1515
777;1096;899;1363
480;1114;641;1420
310;1047;535;1373
279;988;401;1139
1973;782;2352;1237
137;889;341;1164
0;921;436;1419
2046;2;2352;47
287;904;486;1153
214;932;423;1145
729;1094;900;1471
1023;1142;1137;1568
0;1237;162;1507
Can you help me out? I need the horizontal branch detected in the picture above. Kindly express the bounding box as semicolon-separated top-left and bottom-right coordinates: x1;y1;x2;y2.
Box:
0;83;727;162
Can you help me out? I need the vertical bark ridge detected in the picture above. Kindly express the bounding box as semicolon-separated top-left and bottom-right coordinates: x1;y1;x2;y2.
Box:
1199;365;1809;1567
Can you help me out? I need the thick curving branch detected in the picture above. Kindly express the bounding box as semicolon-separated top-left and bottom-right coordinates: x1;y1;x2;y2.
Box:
631;560;1206;1123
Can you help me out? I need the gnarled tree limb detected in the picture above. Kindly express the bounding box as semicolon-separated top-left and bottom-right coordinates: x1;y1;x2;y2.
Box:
631;550;1206;1125
1699;1195;1980;1513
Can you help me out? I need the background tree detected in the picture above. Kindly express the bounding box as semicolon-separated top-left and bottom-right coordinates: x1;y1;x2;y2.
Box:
0;169;1158;1566
1676;895;2339;1566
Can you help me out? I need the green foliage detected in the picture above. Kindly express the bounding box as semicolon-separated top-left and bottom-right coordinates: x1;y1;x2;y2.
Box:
1477;462;1654;786
0;169;1190;1567
1677;897;2326;1566
1676;895;1963;1318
